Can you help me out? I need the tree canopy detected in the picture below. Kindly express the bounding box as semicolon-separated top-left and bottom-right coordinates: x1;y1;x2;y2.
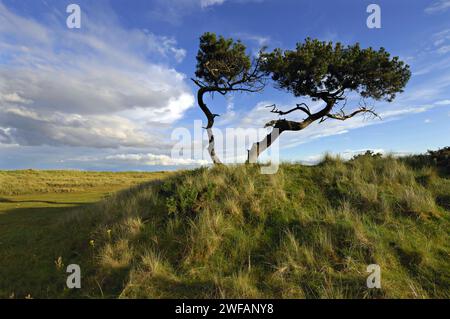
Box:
248;39;411;162
192;34;412;164
261;38;411;103
194;32;264;92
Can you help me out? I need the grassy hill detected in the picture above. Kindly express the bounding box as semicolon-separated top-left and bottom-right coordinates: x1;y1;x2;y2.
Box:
0;152;449;299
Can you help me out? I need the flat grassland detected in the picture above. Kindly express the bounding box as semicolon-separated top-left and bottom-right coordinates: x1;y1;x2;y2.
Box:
0;170;170;298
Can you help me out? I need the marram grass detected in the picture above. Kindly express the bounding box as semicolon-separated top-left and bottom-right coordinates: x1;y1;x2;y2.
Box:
0;154;449;298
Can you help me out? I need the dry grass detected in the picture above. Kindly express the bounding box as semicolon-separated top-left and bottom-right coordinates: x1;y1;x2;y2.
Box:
1;153;449;299
63;154;449;299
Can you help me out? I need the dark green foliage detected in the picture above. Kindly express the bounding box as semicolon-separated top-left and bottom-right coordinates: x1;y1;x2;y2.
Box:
352;150;383;161
262;38;411;101
403;147;450;175
428;147;450;173
195;32;252;87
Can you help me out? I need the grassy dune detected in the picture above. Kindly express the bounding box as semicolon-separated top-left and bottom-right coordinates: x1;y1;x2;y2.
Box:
0;154;449;299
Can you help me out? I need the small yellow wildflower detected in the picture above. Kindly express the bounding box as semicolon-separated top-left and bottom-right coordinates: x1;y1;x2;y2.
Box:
55;256;64;270
89;239;95;247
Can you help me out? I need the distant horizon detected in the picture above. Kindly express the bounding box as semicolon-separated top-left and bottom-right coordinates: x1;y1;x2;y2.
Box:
1;147;442;172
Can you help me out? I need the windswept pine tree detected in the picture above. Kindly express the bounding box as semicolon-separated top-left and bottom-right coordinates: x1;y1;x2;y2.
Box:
248;39;411;162
192;32;266;164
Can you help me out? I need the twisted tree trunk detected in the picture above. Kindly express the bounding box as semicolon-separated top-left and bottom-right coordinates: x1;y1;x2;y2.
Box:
247;100;335;163
197;87;222;165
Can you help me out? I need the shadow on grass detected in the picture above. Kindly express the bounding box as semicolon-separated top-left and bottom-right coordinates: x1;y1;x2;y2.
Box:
0;203;98;298
122;274;219;299
0;197;87;206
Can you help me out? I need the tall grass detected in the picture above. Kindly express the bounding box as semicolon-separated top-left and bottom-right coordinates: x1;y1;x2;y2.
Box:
58;154;449;299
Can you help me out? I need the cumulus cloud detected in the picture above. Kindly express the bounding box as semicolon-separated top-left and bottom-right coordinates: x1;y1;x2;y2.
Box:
0;106;161;148
0;2;194;148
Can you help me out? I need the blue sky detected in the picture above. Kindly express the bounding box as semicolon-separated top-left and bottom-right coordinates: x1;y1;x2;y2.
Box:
0;0;449;170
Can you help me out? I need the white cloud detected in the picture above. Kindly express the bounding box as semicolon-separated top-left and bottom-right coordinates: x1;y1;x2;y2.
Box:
433;29;450;46
437;45;450;54
214;94;444;157
431;29;450;55
149;0;262;24
234;32;271;47
149;0;226;24
0;2;194;148
0;3;51;43
0;106;157;148
0;92;32;104
106;153;209;166
232;32;277;57
200;0;226;8
72;153;209;166
425;0;450;14
434;99;450;105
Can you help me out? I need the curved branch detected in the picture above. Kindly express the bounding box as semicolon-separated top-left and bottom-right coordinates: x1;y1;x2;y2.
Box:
192;76;266;165
326;107;380;121
248;100;335;163
267;103;312;117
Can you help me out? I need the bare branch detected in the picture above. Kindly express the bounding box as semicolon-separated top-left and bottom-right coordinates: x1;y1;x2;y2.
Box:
263;100;335;129
191;78;206;88
228;53;266;91
266;103;312;117
326;107;380;121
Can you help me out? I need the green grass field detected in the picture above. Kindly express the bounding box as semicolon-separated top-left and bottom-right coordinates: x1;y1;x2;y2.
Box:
0;170;170;298
0;153;449;299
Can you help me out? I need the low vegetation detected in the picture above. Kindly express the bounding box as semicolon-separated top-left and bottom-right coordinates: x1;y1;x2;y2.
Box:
0;171;169;298
0;170;169;196
0;151;449;298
